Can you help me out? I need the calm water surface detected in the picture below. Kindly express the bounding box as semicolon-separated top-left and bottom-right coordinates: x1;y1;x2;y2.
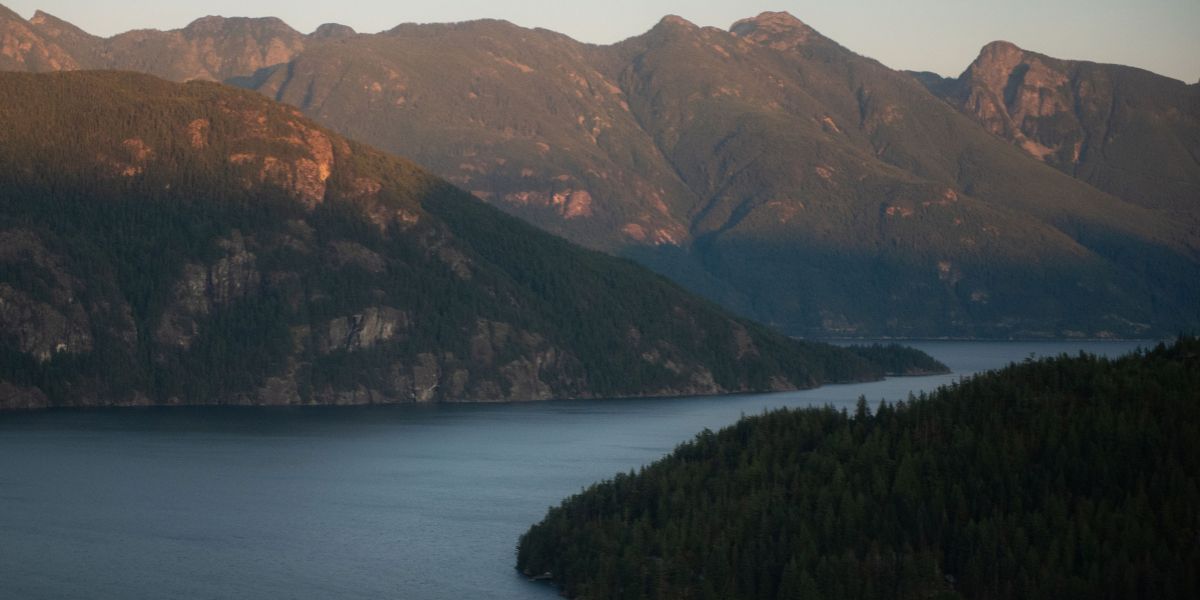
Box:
0;341;1147;598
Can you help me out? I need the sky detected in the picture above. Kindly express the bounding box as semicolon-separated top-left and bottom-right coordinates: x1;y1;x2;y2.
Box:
5;0;1199;82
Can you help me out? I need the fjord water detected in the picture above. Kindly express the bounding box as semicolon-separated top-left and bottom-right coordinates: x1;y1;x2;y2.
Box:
0;341;1145;599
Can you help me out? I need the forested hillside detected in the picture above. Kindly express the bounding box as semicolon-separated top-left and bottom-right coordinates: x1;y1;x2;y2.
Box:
518;338;1200;599
0;71;942;409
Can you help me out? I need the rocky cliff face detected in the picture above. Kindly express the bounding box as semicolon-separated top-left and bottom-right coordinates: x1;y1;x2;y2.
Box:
144;224;592;407
155;232;262;351
920;41;1200;219
295;317;586;405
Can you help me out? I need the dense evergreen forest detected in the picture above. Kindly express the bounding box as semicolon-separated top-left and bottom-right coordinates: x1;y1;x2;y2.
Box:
517;338;1200;599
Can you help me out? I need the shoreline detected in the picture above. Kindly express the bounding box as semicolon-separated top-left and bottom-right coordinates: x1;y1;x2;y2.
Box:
3;338;1160;415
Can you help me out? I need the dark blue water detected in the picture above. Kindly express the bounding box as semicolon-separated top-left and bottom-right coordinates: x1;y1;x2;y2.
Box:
0;341;1147;599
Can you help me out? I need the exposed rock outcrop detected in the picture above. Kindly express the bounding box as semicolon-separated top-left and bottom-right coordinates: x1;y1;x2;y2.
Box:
155;232;261;351
222;109;336;207
730;11;828;50
318;307;409;354
922;40;1200;216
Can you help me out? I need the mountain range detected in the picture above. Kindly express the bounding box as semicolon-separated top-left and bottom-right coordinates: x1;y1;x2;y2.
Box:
0;5;1197;339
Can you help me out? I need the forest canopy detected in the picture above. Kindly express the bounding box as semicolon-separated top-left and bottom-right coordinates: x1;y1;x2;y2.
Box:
517;338;1200;599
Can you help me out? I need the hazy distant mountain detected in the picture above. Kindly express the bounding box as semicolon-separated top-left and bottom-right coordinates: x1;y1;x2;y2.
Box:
1;6;1196;338
0;71;938;410
913;41;1200;223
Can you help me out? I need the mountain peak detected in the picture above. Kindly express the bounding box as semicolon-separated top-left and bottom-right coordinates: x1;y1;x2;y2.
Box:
729;11;824;49
983;39;1021;50
310;22;356;39
185;15;233;30
28;9;68;30
731;11;807;31
980;40;1023;53
635;14;700;42
0;3;22;21
386;18;522;37
183;14;297;36
655;15;697;30
973;40;1026;65
28;9;94;36
962;40;1030;83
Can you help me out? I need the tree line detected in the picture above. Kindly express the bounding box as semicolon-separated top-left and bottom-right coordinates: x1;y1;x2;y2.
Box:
517;337;1200;599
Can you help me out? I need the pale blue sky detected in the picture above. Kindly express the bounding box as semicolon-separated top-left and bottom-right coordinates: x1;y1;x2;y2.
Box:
5;0;1199;82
